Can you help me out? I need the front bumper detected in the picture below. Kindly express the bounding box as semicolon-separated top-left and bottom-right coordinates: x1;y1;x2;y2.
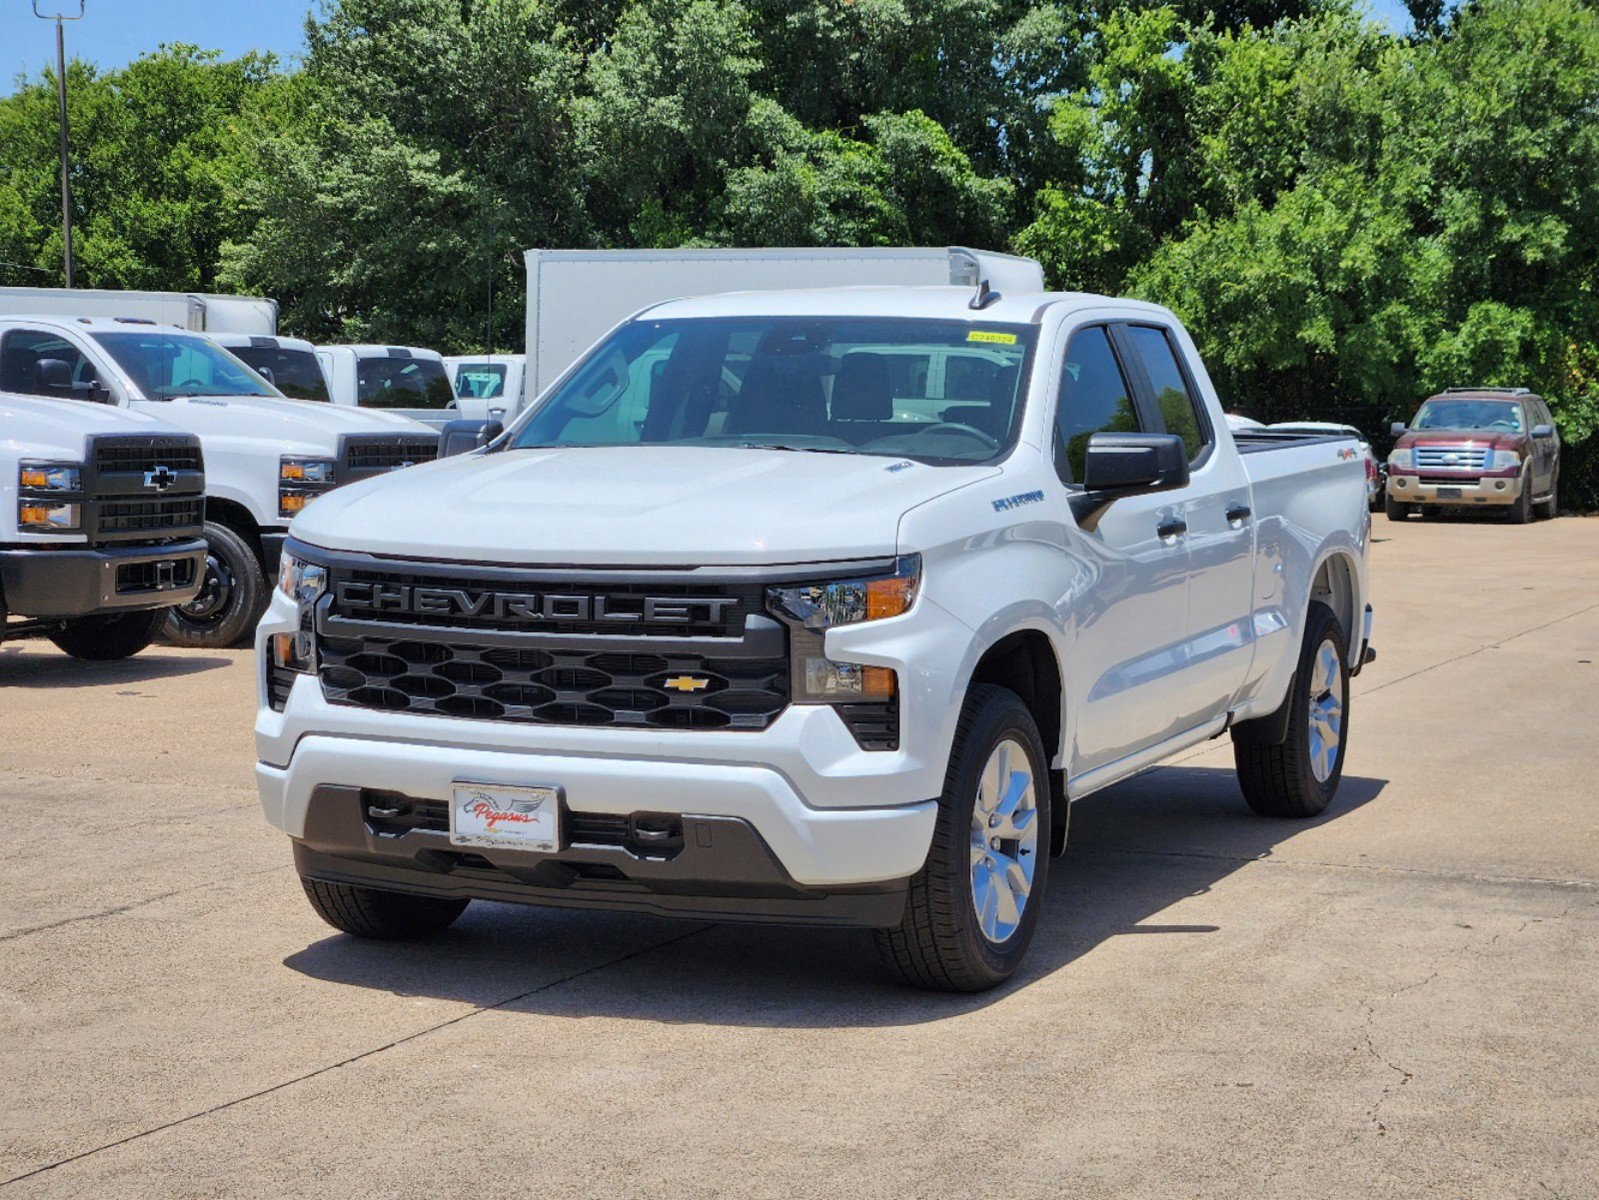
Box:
0;539;206;618
1388;473;1522;506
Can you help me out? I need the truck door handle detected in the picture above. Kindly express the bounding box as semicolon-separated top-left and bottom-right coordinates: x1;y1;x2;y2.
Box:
1156;517;1188;539
1226;503;1252;524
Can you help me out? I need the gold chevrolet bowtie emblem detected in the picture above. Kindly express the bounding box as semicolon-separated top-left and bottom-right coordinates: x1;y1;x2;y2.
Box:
663;675;711;693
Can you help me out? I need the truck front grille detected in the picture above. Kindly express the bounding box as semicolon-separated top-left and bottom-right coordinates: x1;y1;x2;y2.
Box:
318;635;789;730
94;497;204;537
1414;445;1490;470
94;442;204;476
339;434;440;482
81;433;206;546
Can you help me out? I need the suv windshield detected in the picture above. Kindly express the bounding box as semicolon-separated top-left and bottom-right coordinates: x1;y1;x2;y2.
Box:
357;356;453;409
510;317;1035;464
230;345;330;402
455;363;507;399
1413;399;1525;433
91;330;276;400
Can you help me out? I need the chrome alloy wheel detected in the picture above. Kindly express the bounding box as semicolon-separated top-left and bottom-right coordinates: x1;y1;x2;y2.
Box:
1307;640;1345;783
969;737;1039;944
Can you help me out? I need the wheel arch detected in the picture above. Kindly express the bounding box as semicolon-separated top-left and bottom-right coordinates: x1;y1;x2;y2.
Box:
204;495;267;568
1309;548;1359;659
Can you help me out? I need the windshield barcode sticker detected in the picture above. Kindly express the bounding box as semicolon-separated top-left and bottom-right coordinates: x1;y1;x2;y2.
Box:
968;331;1017;345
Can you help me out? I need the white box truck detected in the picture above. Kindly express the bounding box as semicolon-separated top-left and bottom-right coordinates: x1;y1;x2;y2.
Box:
522;247;1044;398
0;287;279;336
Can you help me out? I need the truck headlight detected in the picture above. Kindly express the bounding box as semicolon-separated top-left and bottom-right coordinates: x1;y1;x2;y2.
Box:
277;553;328;604
1489;449;1522;470
279;456;337;517
18;501;82;532
768;556;918;704
19;462;82;491
1388;448;1414;470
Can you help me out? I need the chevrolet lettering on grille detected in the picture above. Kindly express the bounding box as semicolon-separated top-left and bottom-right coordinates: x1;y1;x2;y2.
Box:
335;581;738;625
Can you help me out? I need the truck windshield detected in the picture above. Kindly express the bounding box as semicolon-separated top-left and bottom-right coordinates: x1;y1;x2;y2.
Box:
511;317;1035;464
357;356;453;409
455;363;507;399
230;346;331;402
1413;399;1525;433
91;331;277;400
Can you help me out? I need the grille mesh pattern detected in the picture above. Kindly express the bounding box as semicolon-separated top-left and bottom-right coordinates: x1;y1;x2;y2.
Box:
1415;445;1491;470
95;497;204;536
342;437;439;476
319;636;788;730
94;443;203;475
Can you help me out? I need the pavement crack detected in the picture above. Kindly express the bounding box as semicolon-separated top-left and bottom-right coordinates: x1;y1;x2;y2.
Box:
0;923;713;1189
0;865;291;944
1359;600;1599;698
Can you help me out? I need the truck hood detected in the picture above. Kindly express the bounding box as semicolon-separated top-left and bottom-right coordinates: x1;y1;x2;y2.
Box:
1394;429;1527;451
141;393;433;446
1;393;186;460
291;446;1000;566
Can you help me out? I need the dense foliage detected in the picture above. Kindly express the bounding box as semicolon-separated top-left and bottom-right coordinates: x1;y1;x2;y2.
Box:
3;0;1598;499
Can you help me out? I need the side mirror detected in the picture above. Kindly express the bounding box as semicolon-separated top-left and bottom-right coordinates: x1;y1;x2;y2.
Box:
255;365;276;386
1532;423;1554;438
438;418;504;457
34;357;73;394
1081;433;1190;499
1390;421;1408;437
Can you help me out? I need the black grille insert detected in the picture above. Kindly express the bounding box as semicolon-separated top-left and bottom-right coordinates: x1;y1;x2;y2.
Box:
94;442;203;476
95;497;204;537
340;435;440;480
320;634;788;731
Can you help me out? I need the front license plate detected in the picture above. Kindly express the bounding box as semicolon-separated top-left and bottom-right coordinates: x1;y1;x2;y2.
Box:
450;782;562;852
1434;487;1462;499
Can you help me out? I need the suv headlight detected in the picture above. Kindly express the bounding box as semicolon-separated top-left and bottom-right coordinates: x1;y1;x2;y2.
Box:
279;456;337;517
1388;448;1414;470
277;553;328;603
768;556;919;703
1489;449;1522;470
18;461;84;532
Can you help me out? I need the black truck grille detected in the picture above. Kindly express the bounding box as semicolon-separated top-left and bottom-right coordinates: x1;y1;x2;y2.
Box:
93;442;203;476
319;636;789;730
339;435;440;481
77;433;206;546
95;497;204;536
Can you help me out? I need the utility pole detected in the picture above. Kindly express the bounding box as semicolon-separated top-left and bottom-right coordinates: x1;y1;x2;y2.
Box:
34;2;85;288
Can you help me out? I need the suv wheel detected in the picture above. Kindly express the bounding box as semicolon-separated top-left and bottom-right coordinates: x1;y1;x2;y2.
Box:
301;876;469;939
1232;600;1349;818
875;684;1051;992
48;609;162;660
1535;473;1559;520
1508;473;1534;524
161;521;266;648
1383;494;1410;521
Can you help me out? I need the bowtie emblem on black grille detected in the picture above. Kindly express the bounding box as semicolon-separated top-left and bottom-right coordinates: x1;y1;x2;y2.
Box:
143;465;177;492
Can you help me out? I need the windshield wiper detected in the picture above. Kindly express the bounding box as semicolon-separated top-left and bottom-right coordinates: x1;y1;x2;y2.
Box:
737;442;857;455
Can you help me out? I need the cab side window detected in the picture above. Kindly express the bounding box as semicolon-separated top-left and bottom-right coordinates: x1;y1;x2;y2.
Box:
1056;326;1142;483
1124;325;1209;462
0;329;96;399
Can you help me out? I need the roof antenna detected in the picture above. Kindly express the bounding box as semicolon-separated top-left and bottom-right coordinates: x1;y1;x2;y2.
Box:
969;279;1001;310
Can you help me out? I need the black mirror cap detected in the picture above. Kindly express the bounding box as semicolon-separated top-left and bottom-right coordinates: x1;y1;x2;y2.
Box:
1081;432;1190;497
1532;423;1555;438
438;418;504;458
1390;421;1408;437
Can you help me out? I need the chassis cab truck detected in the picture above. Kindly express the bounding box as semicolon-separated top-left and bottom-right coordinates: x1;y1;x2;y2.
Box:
257;285;1374;991
0;317;441;647
1;392;206;659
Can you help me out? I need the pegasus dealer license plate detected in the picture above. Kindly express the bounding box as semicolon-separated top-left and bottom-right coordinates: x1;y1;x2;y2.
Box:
450;782;562;851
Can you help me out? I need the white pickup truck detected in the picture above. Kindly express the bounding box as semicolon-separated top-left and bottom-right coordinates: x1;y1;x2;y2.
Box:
1;392;207;659
256;285;1374;991
316;345;456;429
0;317;441;647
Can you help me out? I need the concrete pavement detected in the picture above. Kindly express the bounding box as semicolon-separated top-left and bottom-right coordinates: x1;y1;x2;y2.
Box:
2;515;1596;1198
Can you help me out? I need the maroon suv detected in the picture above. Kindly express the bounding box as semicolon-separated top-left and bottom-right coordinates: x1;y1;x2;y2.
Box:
1385;388;1561;523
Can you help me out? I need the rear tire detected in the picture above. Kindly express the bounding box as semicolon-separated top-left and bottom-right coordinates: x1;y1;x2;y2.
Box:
160;521;266;648
300;876;469;939
1232;601;1349;819
1383;494;1410;521
875;684;1050;992
1508;475;1533;524
48;609;162;660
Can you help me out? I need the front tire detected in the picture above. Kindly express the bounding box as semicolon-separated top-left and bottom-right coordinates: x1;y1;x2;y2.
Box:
1383;494;1410;521
48;609;162;660
160;521;266;648
1508;474;1534;524
1232;600;1349;818
875;684;1050;992
301;876;469;939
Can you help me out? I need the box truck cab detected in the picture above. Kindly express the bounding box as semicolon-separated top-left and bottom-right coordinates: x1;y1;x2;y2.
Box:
0;316;440;648
444;354;525;422
317;345;456;429
1;391;207;660
211;333;332;403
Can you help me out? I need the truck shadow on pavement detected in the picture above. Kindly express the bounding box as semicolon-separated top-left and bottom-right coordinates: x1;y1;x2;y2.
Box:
0;643;234;686
283;767;1386;1025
